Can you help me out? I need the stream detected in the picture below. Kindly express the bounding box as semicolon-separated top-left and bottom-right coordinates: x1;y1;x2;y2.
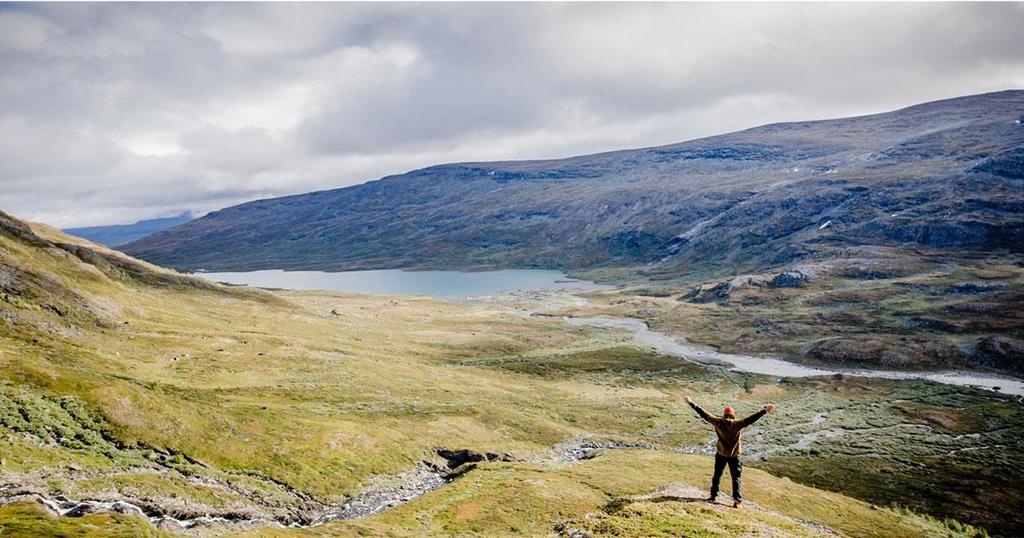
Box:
36;496;280;532
6;438;644;534
564;316;1024;397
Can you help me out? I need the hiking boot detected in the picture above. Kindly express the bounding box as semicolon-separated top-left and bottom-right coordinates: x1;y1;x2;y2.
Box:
733;500;742;508
706;496;717;503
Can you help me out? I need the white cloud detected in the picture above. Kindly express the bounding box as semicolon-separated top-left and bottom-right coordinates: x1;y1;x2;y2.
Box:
0;10;59;51
0;3;1021;227
180;125;297;175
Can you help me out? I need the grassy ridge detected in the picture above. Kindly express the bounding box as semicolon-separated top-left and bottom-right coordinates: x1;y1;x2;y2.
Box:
251;451;983;537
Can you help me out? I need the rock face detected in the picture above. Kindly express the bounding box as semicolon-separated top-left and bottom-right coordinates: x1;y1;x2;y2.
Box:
121;90;1024;275
803;338;919;369
682;281;734;304
971;336;1024;375
769;271;810;288
435;448;514;469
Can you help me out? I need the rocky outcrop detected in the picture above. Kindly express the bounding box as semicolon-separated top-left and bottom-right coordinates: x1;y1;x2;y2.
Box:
768;271;810;288
947;282;1005;295
970;336;1024;375
972;145;1024;179
678;287;701;301
862;219;1024;251
680;281;734;303
804;338;918;369
435;448;515;469
905;317;962;333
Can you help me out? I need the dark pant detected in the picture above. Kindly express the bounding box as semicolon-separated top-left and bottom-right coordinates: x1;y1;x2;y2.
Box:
710;454;742;501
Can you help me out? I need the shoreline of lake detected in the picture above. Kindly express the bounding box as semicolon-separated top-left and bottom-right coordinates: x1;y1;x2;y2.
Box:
197;268;1023;397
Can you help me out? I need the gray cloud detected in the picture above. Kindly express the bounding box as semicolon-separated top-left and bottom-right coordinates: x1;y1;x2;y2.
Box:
1;3;1022;227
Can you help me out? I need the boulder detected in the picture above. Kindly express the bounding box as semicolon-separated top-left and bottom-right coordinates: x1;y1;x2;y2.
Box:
156;518;186;533
677;287;701;301
63;503;100;518
436;448;485;468
686;281;732;303
768;271;809;288
436;448;513;469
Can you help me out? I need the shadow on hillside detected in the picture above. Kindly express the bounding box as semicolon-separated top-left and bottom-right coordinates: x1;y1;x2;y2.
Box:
606;493;710;515
646;495;708;504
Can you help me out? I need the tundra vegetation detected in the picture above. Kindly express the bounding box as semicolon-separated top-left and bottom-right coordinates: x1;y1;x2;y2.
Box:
574;247;1024;376
1;211;1019;537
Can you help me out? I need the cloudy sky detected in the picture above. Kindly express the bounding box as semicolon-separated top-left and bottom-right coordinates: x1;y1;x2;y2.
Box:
2;3;1022;227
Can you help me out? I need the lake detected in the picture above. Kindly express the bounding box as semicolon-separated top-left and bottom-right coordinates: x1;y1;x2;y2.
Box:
197;268;609;299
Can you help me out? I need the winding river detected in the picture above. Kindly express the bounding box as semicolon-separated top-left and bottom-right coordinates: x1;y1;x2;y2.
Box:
565;316;1024;397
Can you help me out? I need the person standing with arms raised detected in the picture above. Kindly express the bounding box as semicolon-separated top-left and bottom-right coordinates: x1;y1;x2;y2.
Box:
685;395;775;508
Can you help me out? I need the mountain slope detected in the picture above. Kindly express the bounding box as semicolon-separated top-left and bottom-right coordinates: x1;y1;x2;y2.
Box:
122;90;1024;274
65;212;193;247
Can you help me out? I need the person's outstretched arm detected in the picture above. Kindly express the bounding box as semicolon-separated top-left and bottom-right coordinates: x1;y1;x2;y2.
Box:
738;403;775;428
684;396;718;424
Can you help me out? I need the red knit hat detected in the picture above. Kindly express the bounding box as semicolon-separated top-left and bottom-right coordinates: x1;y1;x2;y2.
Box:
723;407;736;417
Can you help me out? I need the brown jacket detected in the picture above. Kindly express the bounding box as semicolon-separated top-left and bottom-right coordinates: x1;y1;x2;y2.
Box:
689;402;766;457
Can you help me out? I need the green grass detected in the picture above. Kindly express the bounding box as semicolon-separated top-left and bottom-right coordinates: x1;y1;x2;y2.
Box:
249;451;984;537
564;501;816;538
0;503;167;538
0;218;1019;536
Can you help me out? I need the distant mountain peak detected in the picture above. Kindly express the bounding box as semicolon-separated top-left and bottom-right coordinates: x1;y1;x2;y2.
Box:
65;211;194;247
121;90;1024;275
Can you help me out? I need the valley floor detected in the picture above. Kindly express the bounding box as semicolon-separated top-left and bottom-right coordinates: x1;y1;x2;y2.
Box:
579;248;1024;379
0;218;1019;537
